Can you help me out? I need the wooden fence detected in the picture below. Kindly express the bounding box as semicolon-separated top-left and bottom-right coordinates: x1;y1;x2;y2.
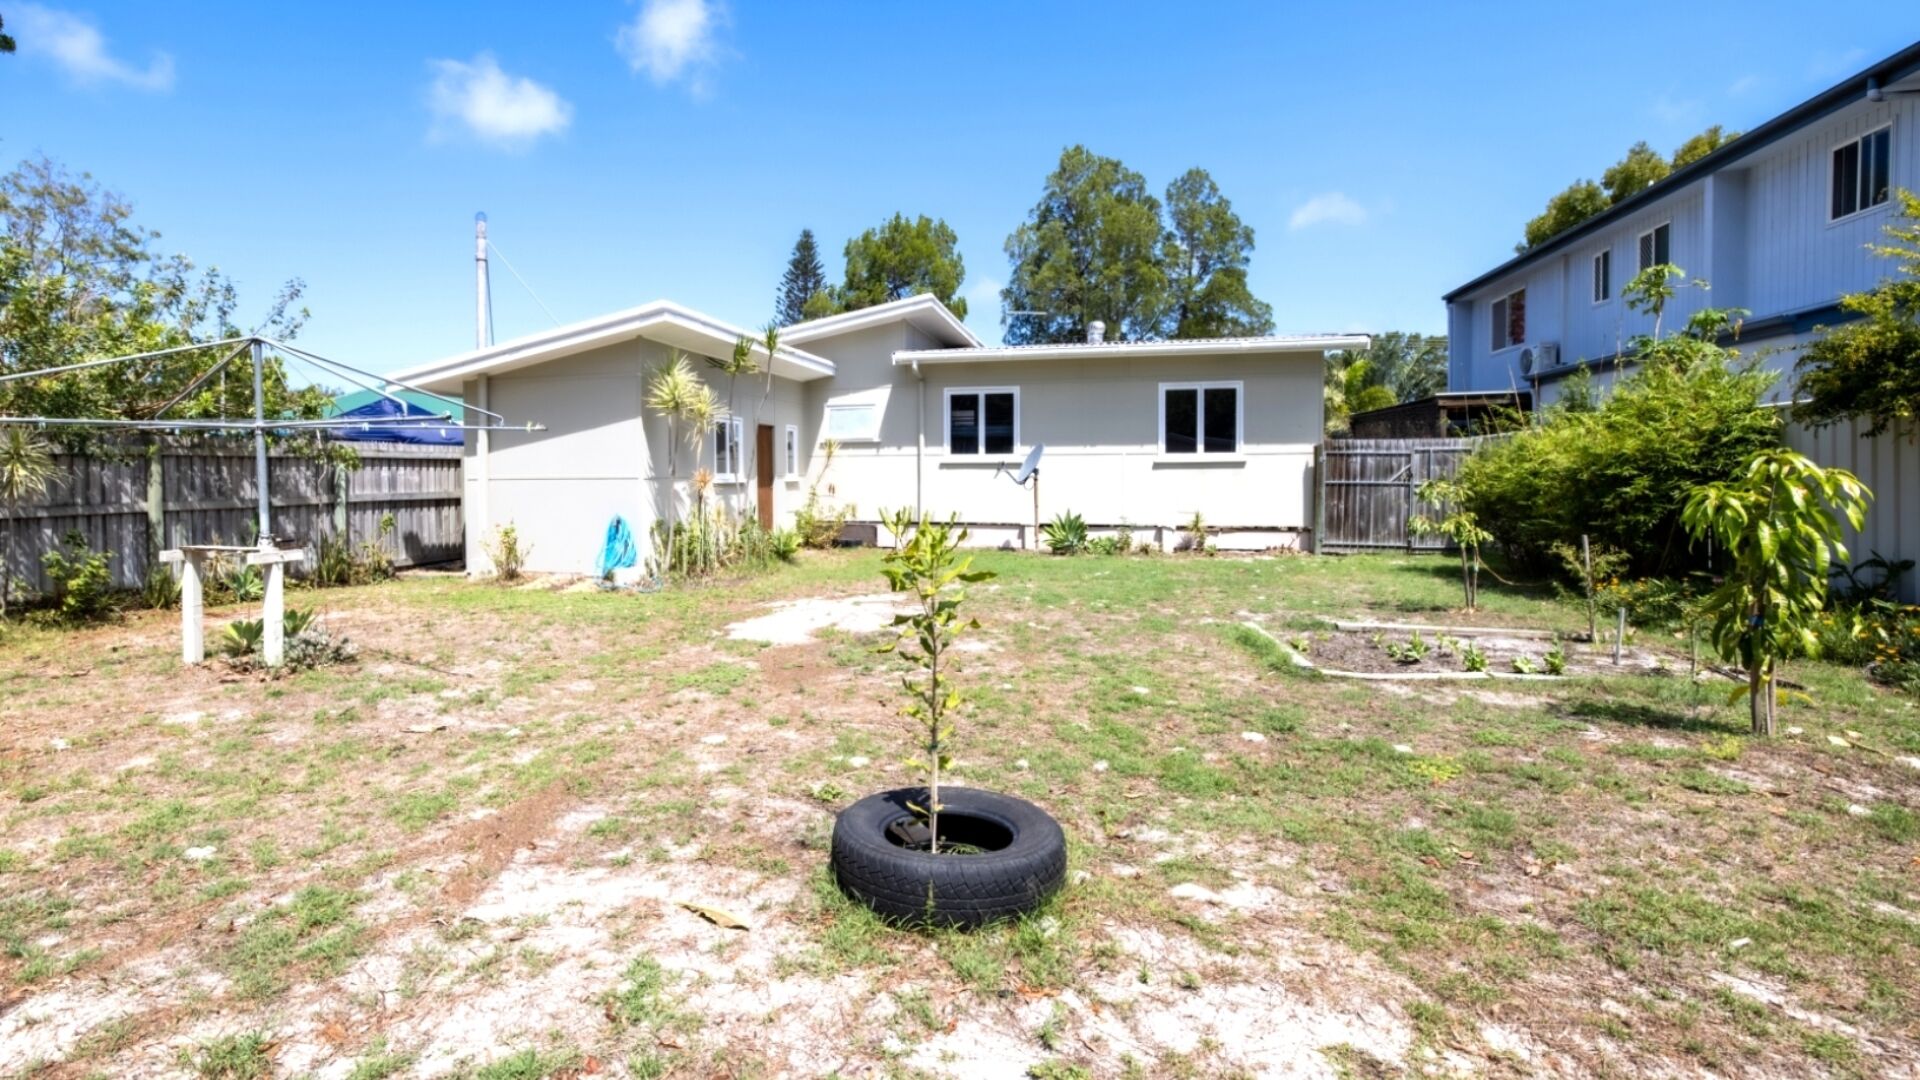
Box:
1314;437;1486;553
0;439;464;596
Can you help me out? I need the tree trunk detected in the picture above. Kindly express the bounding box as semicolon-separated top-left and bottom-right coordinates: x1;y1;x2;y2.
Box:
1749;662;1776;737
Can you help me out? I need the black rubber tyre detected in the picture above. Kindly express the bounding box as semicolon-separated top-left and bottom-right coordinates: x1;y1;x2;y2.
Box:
830;787;1067;930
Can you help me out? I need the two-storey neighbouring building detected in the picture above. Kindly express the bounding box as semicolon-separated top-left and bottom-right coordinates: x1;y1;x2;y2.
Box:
1445;41;1920;406
1442;41;1920;601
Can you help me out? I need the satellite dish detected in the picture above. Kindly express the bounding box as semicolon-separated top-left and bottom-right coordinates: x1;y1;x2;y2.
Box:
1012;443;1046;485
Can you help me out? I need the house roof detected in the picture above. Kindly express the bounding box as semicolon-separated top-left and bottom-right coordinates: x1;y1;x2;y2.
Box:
390;299;837;392
330;388;465;421
780;293;981;349
891;333;1369;367
1442;39;1920;304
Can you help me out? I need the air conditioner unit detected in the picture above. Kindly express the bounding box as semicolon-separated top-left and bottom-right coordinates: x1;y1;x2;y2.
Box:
1518;346;1536;375
1535;342;1561;369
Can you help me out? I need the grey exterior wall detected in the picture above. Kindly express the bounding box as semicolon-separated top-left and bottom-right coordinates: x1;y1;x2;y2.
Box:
1447;91;1918;403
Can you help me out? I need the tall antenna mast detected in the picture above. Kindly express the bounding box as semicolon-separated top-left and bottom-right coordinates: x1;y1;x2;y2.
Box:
475;211;492;349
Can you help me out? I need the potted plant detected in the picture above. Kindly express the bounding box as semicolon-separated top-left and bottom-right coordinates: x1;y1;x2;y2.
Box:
829;513;1067;929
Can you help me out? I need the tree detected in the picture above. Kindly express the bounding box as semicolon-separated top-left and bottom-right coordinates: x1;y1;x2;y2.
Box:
1323;333;1448;433
1410;478;1492;611
820;214;967;320
1516;128;1737;250
0;14;14;54
1672;125;1739;168
644;351;718;571
775;228;827;325
1003;146;1170;344
1601;141;1671;204
1160;168;1273;339
0;429;57;618
876;513;994;853
1794;189;1920;437
0;156;323;444
1682;449;1870;736
1518;180;1609;252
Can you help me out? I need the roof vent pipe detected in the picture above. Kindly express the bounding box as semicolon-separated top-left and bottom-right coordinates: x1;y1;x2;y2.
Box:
1086;320;1106;344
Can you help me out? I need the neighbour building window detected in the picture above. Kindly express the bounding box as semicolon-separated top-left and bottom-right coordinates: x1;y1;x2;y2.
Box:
823;402;881;442
1160;382;1241;455
1491;288;1526;351
784;424;799;479
1831;126;1892;221
712;416;743;481
945;388;1018;455
1636;222;1670;272
1592;250;1611;303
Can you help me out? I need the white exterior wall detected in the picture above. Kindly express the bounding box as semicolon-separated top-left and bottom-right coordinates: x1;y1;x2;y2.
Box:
463;338;813;576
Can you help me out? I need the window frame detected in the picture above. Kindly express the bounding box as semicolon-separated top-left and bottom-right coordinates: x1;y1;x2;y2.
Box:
822;402;881;443
1829;123;1893;224
1490;287;1526;353
711;415;744;483
1591;249;1611;304
942;386;1022;457
784;424;800;480
1636;221;1671;273
1157;380;1244;456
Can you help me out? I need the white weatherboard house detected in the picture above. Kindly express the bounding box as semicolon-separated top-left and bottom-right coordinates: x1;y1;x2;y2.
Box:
1443;40;1920;601
392;294;1364;576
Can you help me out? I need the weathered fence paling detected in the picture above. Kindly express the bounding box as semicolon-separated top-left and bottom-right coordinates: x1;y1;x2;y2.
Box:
0;438;464;595
1318;437;1487;553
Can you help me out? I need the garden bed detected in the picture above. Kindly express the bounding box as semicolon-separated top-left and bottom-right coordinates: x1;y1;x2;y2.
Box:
1282;620;1671;677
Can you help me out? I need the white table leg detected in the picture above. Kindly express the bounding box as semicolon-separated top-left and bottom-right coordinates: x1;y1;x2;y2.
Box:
180;556;204;664
262;561;286;667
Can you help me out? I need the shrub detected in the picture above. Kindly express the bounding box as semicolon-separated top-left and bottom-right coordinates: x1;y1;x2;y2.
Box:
222;608;356;672
770;527;801;563
1041;511;1088;555
794;439;855;549
485;523;529;582
315;514;398;588
39;531;114;624
1456;313;1779;574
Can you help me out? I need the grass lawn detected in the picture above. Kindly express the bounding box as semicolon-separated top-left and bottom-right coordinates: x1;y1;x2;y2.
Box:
0;549;1916;1078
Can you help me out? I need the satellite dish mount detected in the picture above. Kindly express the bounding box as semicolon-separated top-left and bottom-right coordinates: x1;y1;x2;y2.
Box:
1004;444;1046;551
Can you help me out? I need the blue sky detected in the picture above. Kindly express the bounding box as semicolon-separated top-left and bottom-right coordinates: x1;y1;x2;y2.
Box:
2;3;1913;377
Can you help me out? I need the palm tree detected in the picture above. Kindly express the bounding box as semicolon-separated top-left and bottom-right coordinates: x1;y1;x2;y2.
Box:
644;351;718;572
0;430;58;618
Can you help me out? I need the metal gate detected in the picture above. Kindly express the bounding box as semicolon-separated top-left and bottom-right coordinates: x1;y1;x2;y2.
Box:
1314;437;1485;553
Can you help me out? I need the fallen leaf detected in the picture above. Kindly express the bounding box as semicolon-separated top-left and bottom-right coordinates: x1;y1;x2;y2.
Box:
680;902;750;930
1827;735;1851;748
581;1056;604;1074
403;722;449;734
320;1021;349;1046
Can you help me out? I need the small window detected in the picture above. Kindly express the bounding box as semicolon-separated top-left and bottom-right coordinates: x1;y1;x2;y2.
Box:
1491;288;1526;351
1636;222;1670;272
1592;250;1611;303
784;424;799;479
1831;126;1892;221
712;416;743;480
945;388;1018;455
823;403;880;442
1160;382;1240;455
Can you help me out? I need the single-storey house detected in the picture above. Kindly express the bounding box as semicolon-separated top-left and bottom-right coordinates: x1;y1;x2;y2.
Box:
391;294;1365;576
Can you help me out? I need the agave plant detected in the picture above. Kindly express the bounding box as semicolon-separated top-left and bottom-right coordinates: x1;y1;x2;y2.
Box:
1041;511;1089;555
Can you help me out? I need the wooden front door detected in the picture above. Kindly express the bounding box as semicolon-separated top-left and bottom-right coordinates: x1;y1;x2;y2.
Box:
756;424;775;529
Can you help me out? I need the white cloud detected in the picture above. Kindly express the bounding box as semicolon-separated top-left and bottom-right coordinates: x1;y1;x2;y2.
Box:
427;54;572;149
1288;193;1369;231
14;4;173;91
616;0;726;94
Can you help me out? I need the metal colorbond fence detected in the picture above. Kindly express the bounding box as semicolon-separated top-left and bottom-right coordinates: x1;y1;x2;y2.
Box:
0;438;463;596
1314;437;1486;553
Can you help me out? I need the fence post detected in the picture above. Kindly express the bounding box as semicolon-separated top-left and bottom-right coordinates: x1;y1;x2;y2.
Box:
146;442;166;568
333;460;350;546
1311;443;1326;554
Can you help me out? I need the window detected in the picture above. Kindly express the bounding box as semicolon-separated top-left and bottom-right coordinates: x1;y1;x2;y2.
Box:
1491;288;1526;351
1160;382;1240;455
712;416;743;481
784;424;799;479
945;388;1018;455
823;403;881;441
1636;222;1670;272
1592;249;1611;303
1831;126;1892;221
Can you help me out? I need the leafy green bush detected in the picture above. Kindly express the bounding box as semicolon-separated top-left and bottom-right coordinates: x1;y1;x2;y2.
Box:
769;527;801;563
1456;301;1779;573
222;608;356;671
39;531;114;624
1041;511;1088;555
